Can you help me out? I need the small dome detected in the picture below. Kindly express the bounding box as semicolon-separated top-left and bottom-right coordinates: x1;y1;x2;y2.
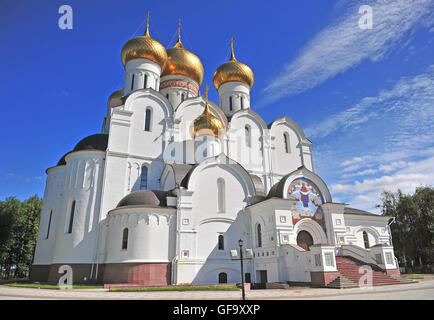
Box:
161;23;204;85
120;14;167;69
57;152;69;166
108;89;124;108
192;101;224;138
213;38;254;90
116;190;171;208
73;134;108;152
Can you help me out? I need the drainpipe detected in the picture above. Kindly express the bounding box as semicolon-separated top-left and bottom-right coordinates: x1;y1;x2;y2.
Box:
387;217;396;246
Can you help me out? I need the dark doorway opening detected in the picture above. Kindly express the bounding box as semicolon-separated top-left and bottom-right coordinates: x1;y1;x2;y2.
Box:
297;230;314;251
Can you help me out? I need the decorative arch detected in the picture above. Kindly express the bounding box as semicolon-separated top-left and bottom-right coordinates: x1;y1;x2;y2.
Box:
175;96;229;127
228;109;268;135
279;166;332;203
123;89;174;118
182;153;256;199
268;116;311;145
355;226;380;246
293;218;328;245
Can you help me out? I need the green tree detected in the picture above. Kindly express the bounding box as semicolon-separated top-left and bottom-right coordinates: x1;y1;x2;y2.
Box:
378;186;434;272
0;195;42;279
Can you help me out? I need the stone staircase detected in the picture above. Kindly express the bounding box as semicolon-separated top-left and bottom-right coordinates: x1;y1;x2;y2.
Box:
327;256;407;289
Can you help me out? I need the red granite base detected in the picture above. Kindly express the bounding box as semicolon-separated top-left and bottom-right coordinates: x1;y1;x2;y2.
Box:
103;263;171;286
386;268;401;276
310;271;341;287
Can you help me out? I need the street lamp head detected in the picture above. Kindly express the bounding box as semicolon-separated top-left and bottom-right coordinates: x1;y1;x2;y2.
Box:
238;239;243;247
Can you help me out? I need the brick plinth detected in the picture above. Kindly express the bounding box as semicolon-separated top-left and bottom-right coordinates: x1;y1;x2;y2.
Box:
103;263;171;286
310;271;341;287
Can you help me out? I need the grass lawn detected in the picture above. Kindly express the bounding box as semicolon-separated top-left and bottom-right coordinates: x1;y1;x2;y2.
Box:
5;283;104;290
110;285;240;292
407;275;425;279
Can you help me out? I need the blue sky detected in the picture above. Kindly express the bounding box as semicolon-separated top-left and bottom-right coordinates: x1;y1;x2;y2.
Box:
1;0;433;213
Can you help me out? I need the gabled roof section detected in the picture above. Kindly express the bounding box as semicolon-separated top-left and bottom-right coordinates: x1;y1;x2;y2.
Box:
344;207;380;217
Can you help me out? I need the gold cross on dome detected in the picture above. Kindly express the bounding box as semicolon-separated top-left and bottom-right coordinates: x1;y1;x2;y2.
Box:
204;84;210;101
230;37;236;61
177;18;182;41
144;11;150;36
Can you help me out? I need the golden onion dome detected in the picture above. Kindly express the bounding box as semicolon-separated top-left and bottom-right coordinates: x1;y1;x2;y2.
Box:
108;89;124;108
120;13;167;69
213;38;254;90
161;20;204;85
192;87;224;137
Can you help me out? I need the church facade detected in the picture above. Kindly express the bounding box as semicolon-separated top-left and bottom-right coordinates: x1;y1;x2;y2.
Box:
31;17;401;287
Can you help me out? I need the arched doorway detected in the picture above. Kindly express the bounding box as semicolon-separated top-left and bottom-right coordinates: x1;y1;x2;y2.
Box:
297;230;314;251
218;272;227;283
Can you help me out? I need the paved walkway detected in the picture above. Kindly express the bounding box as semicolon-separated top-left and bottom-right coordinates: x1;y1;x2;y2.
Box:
0;280;433;300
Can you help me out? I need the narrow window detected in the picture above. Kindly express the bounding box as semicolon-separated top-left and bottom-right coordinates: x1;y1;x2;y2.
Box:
131;74;135;91
240;96;244;109
218;234;224;250
245;125;251;147
140;165;148;190
363;231;370;249
284;132;290;153
324;253;334;267
217;178;225;213
144;74;148;88
181;93;185;102
166;93;169;99
68;200;75;234
122;228;128;250
218;272;227;283
45;210;52;239
256;224;262;248
144;109;151;132
229;96;233;111
245;273;251;283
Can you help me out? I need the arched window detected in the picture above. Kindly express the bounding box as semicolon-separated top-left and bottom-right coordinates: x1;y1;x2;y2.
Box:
284;132;290;153
256;224;262;248
245;125;251;147
144;74;148;88
229;96;233;111
240;96;244;109
131;74;135;91
218;272;227;283
140;165;148;190
363;231;370;249
67;200;75;234
217;178;226;213
122;228;129;250
166;93;169;99
144;108;152;132
218;234;224;250
181;93;185;102
45;209;53;239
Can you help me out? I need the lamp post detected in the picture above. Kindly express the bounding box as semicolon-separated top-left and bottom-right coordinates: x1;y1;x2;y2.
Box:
238;239;245;300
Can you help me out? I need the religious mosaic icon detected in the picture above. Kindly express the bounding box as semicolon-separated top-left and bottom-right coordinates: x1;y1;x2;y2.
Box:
288;178;323;225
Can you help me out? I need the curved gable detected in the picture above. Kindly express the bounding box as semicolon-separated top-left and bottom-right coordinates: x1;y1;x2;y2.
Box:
269;116;311;145
268;166;332;203
228;109;267;133
181;154;256;198
123;88;174;118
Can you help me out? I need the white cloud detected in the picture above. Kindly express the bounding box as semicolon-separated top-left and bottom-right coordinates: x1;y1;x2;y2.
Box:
306;65;434;138
342;168;377;178
330;156;434;212
257;0;434;107
378;160;409;172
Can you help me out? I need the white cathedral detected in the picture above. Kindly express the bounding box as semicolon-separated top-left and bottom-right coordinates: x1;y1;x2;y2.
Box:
31;17;402;288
